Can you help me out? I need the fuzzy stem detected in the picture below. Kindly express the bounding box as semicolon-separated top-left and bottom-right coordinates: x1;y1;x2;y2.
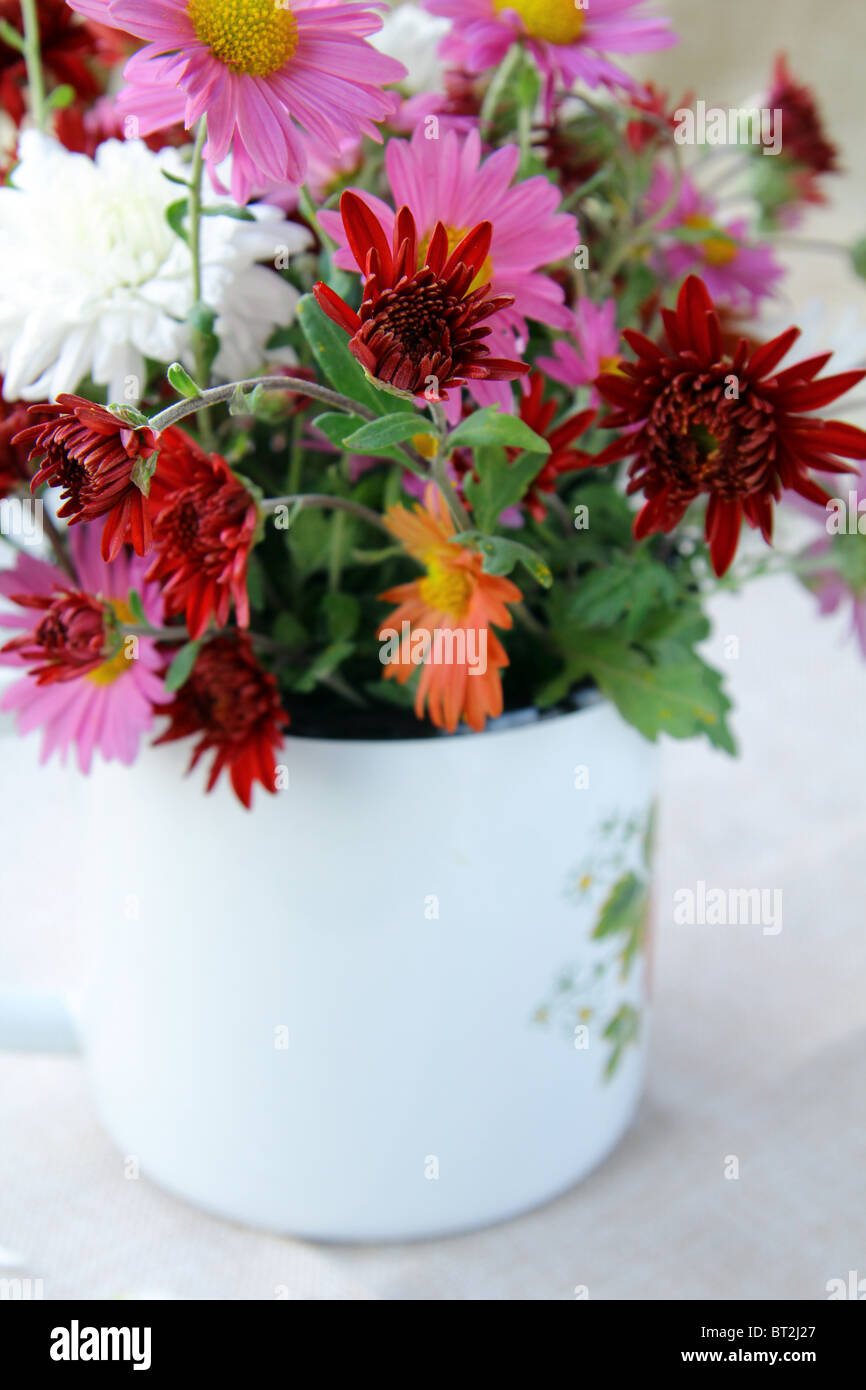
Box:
260;492;390;534
187;119;216;450
20;0;47;132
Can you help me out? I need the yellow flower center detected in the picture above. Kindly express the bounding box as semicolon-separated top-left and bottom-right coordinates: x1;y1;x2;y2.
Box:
88;600;136;687
493;0;585;45
418;557;473;620
188;0;299;77
419;224;494;293
684;214;738;268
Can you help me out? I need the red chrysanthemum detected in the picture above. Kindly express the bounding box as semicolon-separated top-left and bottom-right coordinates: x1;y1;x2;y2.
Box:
16;396;159;562
313;193;528;400
596;276;866;576
516;373;602;521
2;587;108;685
0;385;43;500
145;430;258;641
0;0;102;127
154;634;289;809
765;54;839;178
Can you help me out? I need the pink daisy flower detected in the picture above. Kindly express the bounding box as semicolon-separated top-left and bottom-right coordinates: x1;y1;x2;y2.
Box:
67;0;407;205
0;526;166;772
538;297;621;404
790;466;866;658
422;0;677;94
646;164;783;312
319;125;578;415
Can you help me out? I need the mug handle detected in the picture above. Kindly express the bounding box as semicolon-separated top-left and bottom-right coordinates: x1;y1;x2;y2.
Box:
0;990;79;1053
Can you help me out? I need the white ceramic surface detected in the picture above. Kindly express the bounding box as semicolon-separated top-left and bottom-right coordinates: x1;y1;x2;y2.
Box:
69;700;658;1241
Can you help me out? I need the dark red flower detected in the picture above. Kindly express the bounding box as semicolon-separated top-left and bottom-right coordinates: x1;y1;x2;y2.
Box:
765;54;839;179
1;587;108;684
313;193;528;400
516;373;602;521
596;276;866;576
16;396;159;562
625;84;692;154
146;429;259;641
154;634;289;809
0;384;44;499
0;0;101;127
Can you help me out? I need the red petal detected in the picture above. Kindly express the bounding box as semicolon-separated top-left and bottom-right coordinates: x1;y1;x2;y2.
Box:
340;191;393;284
313;281;361;336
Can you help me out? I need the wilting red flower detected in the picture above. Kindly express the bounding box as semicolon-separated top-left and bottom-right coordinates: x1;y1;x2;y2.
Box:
313;193;528;400
517;373;603;521
16;396;159;562
0;385;42;499
154;634;289;809
765;54;839;179
1;587;108;684
625;83;692;154
0;0;101;126
146;430;258;641
597;276;866;576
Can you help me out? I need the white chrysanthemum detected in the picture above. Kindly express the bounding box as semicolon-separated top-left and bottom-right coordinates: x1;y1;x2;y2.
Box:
371;3;450;96
0;133;312;403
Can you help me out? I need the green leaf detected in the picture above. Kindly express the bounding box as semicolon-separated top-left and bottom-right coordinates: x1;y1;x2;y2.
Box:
452;530;552;588
46;84;76;111
246;551;265;610
292;640;355;692
343;415;437;453
592;870;647;979
297;294;412;418
166;198;189;245
322;592;361;642
0;19;25;52
311;412;425;473
572;557;678;636
126;590;147;626
164;640;202;694
201;204;256;222
602;1004;641;1079
851;236;866;282
448;406;551;454
160;169;191;189
272;612;307;649
167;362;201;399
540;629;736;752
130;450;159;497
462;446;546;533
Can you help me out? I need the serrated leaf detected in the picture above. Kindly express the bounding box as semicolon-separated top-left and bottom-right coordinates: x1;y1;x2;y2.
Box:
167;362;201;399
462;446;546;533
448;406;550;454
343;415;437;453
297;294;412;418
164;640;202;694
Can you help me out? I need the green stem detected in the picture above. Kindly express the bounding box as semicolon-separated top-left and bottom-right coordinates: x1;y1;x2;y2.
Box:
480;42;522;138
187;118;216;449
328;508;346;591
20;0;47;132
260;492;390;535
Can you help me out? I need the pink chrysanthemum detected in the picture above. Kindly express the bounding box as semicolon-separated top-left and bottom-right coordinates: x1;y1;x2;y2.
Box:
67;0;406;204
0;526;166;771
790;465;866;658
538;298;621;405
319;125;577;416
646;164;783;312
422;0;676;94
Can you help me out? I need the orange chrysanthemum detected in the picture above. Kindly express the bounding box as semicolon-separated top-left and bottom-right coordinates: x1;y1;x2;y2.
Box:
379;486;521;733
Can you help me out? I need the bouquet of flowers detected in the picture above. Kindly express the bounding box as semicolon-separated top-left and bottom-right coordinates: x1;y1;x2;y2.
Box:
1;0;864;807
